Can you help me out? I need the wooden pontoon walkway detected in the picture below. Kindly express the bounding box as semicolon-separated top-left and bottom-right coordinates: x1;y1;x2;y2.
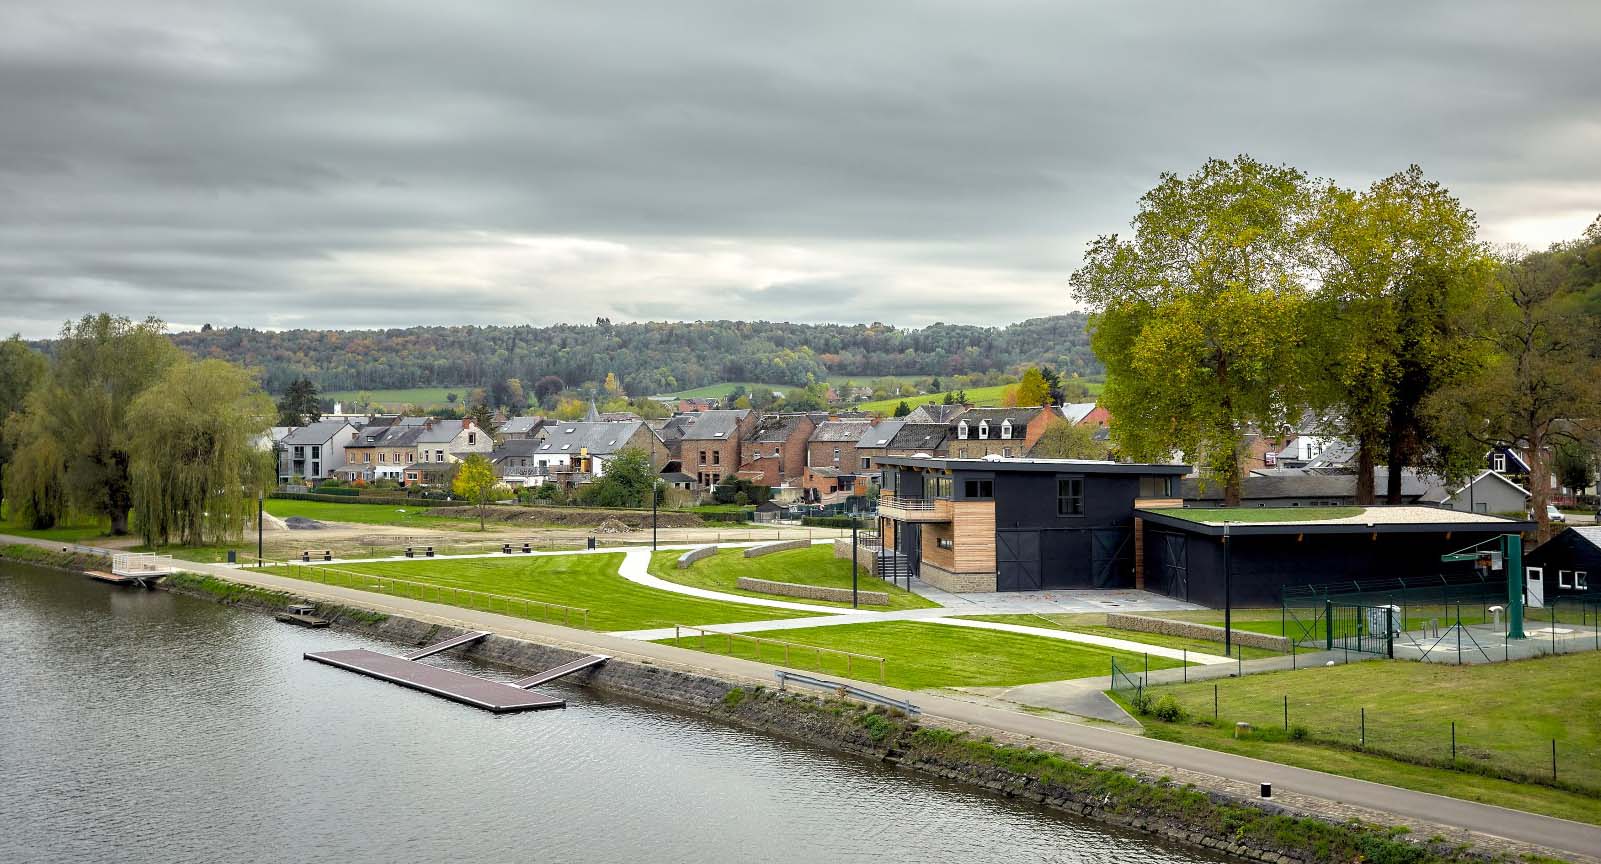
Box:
305;630;608;713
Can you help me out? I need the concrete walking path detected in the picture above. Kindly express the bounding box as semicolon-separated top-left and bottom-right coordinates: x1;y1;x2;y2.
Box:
6;532;1598;862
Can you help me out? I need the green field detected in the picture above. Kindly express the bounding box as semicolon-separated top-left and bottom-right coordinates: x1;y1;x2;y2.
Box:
657;619;1184;690
320;386;464;410
648;546;938;611
269;553;815;632
958;613;1280;660
854;383;1016;416
1121;653;1601;823
651;375;935;401
265;498;487;530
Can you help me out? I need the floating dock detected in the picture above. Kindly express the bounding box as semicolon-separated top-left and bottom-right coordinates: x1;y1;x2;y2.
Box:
305;630;608;713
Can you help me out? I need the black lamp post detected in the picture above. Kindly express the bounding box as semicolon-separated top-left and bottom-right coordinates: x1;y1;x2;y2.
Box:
851;510;859;609
257;490;264;567
1223;521;1233;657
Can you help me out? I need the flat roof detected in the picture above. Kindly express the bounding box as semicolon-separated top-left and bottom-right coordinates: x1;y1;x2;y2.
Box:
875;455;1191;476
1137;505;1535;536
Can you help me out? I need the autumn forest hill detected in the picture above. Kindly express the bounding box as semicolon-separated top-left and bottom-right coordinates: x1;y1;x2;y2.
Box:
164;315;1101;398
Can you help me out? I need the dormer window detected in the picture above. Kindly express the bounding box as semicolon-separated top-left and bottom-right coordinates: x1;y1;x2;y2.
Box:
957;420;969;440
1000;420;1012;440
978;420;989;439
1492;452;1507;472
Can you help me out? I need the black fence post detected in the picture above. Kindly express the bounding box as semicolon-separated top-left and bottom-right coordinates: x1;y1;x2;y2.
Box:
1451;721;1456;762
1283;694;1288;732
1213;684;1218;724
1360;707;1365;748
1553;740;1557;783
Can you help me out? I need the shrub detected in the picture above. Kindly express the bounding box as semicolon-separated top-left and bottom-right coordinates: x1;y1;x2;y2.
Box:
722;687;746;709
1129;689;1153;715
860;712;893;742
1152;695;1186;723
1289;723;1310;741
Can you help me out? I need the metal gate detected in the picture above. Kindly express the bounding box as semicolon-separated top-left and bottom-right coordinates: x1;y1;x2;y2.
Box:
1323;602;1395;657
997;530;1041;591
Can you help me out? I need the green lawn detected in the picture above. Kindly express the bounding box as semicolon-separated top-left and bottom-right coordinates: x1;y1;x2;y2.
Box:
0;505;112;543
268;553;816;632
648;546;938;611
1121;653;1601;822
265;499;487;531
320;386;465;410
1153;506;1364;524
657;619;1184;690
958;613;1280;660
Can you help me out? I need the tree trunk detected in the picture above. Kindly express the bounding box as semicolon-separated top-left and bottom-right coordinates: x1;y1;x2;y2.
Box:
1384;423;1407;505
109;507;129;536
1355;437;1377;505
1526;432;1552;544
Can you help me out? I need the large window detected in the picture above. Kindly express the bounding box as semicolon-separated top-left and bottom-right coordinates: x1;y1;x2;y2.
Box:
1138;475;1173;497
928;475;953;499
1057;477;1083;515
963;479;993;499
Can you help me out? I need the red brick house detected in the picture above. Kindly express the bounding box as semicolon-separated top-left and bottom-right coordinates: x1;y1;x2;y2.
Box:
737;413;822;487
659;409;753;490
807;419;874;473
945;407;1054;459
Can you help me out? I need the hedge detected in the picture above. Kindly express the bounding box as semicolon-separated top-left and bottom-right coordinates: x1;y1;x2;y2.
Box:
268;491;456;507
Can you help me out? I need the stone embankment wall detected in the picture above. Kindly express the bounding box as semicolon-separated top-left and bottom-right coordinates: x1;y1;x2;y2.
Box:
830;540;875;575
1107;613;1291;652
39;555;1563;864
743;539;809;558
676;545;717;569
734;576;887;606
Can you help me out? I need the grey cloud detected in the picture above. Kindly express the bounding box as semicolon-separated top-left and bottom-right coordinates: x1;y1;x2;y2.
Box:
1;0;1598;337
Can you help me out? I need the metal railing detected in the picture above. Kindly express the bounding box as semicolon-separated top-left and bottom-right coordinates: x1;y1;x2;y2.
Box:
672;624;887;683
269;562;590;628
774;670;919;715
877;495;942;511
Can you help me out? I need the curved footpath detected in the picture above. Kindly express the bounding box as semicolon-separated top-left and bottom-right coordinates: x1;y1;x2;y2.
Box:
6;534;1597;861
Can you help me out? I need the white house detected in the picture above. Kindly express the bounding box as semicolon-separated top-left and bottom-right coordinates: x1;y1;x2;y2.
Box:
1423;470;1531;516
279;420;357;483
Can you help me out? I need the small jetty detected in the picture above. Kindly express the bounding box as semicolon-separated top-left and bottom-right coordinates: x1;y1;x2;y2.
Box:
275;604;330;628
88;553;178;588
305;630;608;713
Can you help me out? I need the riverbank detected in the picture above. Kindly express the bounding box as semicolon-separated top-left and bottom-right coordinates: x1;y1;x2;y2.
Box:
1;540;1593;864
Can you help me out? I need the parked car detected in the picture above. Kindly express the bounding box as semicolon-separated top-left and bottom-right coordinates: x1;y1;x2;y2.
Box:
1547;504;1566;523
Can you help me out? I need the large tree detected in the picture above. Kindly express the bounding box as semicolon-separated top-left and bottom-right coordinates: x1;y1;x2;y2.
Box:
0;336;47;499
1014;367;1050;407
577;447;658;508
1070;156;1316;504
1309;166;1495;503
23;315;182;534
1434;232;1601;542
275;377;322;426
128;359;276;546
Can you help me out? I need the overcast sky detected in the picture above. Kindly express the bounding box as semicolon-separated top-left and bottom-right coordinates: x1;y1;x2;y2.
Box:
2;1;1598;338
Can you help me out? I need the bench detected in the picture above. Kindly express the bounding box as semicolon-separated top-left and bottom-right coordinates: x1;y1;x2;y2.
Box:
302;550;333;562
404;546;435;558
502;542;534;554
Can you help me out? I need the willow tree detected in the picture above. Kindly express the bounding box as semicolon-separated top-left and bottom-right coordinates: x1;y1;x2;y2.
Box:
1309;166;1495;503
0;336;47;498
2;390;67;530
1070;156;1315;505
128;359;276;546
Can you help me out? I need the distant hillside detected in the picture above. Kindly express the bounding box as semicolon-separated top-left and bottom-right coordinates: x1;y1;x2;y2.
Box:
170;315;1099;396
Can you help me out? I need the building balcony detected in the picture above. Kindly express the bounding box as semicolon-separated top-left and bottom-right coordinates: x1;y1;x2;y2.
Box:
877;495;953;522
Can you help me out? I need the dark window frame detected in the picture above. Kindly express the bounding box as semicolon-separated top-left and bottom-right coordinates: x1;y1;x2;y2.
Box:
1057;476;1084;516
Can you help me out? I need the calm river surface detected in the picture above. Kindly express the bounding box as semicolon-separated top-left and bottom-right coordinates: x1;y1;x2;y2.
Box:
0;562;1228;864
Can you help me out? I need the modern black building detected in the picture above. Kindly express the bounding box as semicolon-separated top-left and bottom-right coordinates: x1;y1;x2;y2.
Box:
1137;507;1534;607
874;456;1189;592
1524;526;1599;602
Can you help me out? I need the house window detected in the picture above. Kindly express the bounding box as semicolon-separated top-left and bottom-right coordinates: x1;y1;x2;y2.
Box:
436;449;444;462
860;456;871;470
310;462;320;476
773;447;780;457
363;452;371;463
1139;476;1173;497
1560;570;1573;589
928;475;953;499
699;450;707;464
1492;452;1507;472
1002;447;1012;457
311;445;321;459
1057;477;1084;515
963;479;993;499
978;420;989;439
293;446;305;459
1000;420;1012;439
712;451;721;465
936;538;954;550
379;453;386;463
832;447;840;463
957;420;969;440
1578;572;1589;590
468;432;477;445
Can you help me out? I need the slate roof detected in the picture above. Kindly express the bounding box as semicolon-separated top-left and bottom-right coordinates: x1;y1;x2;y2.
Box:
661;409;749;442
951;407;1044;429
748;413;811;443
498;416;543;436
534;421;646;456
282;420;352;446
415;419;467;444
856;419;905;449
887;423;948;453
1183;468;1429;502
810;419;873;443
1416;469;1531;504
903;404;967;424
488;438;546;462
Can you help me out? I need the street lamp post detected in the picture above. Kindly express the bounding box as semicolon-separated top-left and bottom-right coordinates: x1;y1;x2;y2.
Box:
257;491;264;567
651;445;658;551
1223;522;1233;657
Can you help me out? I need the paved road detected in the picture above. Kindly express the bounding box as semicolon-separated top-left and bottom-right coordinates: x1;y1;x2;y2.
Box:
6;534;1598;860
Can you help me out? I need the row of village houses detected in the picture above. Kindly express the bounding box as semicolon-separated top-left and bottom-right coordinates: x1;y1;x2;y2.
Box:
271;397;1579;514
268;401;1114;505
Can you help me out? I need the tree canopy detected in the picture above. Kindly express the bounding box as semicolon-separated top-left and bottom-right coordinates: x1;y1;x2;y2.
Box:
451;454;501;530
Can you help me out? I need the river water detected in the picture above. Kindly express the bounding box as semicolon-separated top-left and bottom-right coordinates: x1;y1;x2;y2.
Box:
0;562;1228;864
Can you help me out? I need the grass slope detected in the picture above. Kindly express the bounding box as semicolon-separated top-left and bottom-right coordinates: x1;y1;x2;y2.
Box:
648;546;937;611
1123;652;1601;822
264;498;488;530
0;508;111;542
854;383;1016;416
958;613;1280;660
278;553;814;632
658;619;1184;690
